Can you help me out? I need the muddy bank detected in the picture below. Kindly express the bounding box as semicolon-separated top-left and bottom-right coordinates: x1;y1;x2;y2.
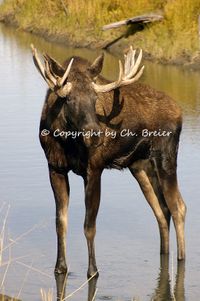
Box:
1;12;200;71
106;38;200;71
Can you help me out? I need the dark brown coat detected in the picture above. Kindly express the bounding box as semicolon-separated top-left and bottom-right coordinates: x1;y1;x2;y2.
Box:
33;48;186;278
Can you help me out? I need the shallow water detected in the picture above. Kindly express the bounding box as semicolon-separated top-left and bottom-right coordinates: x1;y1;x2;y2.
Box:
0;23;200;301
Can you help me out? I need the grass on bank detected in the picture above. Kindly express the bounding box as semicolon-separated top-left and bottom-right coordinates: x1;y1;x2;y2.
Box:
0;0;200;62
0;203;53;301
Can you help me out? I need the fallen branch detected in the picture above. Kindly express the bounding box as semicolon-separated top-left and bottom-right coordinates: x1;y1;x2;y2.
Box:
101;13;163;49
102;13;163;30
101;33;125;49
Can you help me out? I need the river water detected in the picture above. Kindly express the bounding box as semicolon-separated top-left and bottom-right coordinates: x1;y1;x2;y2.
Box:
0;23;200;301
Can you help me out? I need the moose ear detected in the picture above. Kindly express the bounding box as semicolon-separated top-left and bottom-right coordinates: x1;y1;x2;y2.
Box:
43;53;64;77
88;53;104;77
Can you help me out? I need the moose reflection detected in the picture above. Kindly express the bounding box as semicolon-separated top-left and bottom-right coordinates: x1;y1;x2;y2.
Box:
55;273;98;301
54;255;185;301
31;45;186;278
152;256;185;301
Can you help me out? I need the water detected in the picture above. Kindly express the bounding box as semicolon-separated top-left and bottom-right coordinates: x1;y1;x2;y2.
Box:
0;23;199;301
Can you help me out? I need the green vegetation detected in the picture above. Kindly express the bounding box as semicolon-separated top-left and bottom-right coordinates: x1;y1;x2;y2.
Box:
0;0;200;63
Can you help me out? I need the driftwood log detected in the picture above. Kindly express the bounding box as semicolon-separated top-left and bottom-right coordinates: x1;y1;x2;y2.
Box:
102;14;163;31
101;13;163;49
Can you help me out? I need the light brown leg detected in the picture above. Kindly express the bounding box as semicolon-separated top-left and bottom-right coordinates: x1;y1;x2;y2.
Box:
156;170;186;260
49;169;70;274
144;160;171;232
130;164;170;254
84;169;102;278
154;130;186;260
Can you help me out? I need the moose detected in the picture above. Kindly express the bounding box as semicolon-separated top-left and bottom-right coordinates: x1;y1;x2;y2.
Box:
31;45;186;278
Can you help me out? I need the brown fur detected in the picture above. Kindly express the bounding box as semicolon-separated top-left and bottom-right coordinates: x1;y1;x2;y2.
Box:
38;54;186;278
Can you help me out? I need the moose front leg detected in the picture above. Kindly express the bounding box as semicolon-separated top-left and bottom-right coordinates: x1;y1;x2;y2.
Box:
49;168;70;275
84;170;102;278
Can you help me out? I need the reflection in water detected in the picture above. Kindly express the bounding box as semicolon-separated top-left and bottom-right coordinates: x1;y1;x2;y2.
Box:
175;261;185;301
54;256;185;301
55;273;98;301
87;276;98;301
152;256;185;301
55;274;67;300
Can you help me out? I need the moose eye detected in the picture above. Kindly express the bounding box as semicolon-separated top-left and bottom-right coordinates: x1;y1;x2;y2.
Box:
66;96;74;103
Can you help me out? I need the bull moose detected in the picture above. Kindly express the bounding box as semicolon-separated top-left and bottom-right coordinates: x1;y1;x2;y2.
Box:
31;45;186;278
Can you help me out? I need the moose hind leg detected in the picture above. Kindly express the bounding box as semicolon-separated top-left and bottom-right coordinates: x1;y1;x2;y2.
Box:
144;160;171;252
129;163;170;255
156;158;186;260
49;168;70;274
84;170;101;278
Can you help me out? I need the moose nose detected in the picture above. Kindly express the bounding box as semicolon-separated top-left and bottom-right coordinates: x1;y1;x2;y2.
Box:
82;123;102;147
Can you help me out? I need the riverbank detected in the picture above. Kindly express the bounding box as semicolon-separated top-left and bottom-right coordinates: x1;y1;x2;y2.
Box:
1;0;200;69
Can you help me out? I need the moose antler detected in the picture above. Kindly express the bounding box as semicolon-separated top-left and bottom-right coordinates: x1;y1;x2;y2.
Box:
31;44;74;97
92;46;144;93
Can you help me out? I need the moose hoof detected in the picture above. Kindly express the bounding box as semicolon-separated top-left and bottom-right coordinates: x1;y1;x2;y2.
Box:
178;255;185;261
54;262;68;275
87;267;99;279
